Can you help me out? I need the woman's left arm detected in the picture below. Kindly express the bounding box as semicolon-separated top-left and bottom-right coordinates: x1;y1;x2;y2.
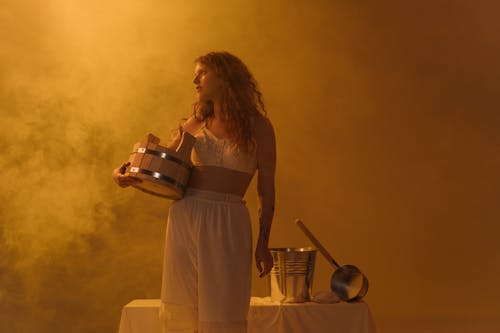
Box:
254;116;276;278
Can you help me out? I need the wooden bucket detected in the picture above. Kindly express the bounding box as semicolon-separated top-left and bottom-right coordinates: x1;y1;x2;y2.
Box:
127;132;196;199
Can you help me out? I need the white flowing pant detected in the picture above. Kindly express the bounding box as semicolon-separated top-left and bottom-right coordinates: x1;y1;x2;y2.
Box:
160;188;252;333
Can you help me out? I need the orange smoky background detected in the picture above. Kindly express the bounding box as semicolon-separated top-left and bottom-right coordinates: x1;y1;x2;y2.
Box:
1;1;499;332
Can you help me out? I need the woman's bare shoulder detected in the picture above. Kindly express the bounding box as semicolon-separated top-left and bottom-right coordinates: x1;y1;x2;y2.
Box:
181;115;204;135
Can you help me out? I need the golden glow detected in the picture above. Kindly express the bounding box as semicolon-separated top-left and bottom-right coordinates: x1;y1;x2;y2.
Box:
1;0;500;332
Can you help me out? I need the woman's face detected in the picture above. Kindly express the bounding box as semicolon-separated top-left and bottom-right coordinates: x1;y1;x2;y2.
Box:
193;62;223;103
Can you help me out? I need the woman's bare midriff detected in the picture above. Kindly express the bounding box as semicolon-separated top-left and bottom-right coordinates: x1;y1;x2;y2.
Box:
187;165;254;197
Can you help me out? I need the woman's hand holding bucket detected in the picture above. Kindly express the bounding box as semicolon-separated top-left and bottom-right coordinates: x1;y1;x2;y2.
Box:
112;161;142;188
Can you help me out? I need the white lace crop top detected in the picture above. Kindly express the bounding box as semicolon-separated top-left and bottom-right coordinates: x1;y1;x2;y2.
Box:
190;123;258;175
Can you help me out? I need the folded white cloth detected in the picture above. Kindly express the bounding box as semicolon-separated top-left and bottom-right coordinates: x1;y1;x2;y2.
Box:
311;290;341;304
250;296;280;305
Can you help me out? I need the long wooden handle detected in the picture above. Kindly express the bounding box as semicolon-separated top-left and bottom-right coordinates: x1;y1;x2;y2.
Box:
295;219;340;269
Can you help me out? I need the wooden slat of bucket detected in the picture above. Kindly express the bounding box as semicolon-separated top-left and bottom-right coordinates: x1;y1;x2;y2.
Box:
128;145;143;172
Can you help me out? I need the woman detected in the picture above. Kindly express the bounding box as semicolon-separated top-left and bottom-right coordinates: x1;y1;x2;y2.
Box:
113;51;276;333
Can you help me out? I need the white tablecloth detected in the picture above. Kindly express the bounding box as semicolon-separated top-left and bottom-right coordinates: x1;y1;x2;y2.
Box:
118;297;377;333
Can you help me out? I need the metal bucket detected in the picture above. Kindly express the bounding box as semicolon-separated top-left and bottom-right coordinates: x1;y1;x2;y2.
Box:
269;247;316;303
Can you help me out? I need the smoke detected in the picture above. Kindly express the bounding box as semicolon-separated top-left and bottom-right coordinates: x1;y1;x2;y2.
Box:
1;0;500;332
0;1;196;331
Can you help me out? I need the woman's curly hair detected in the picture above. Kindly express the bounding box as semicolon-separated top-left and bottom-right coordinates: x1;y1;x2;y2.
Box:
192;51;267;154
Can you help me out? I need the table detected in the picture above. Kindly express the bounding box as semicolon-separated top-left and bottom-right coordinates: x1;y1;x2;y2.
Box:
118;297;377;333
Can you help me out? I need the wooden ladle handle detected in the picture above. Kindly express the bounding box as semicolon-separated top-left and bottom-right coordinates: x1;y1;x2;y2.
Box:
295;219;340;269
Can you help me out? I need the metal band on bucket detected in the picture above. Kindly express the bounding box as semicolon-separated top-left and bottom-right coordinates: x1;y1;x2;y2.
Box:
130;167;185;190
133;147;192;170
